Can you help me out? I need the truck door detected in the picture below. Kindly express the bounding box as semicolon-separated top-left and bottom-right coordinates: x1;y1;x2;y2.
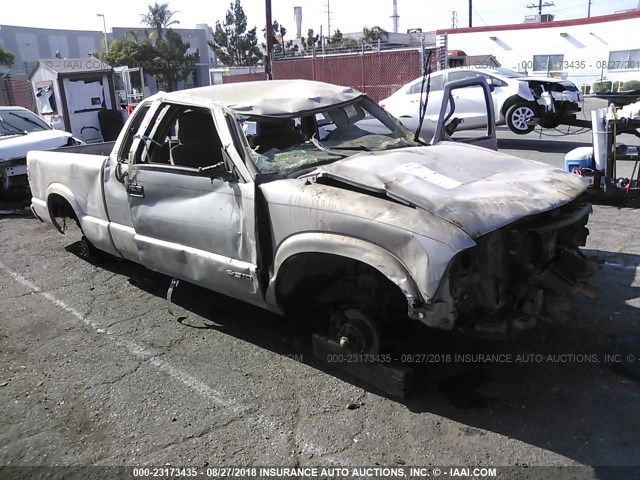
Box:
432;76;497;150
124;102;265;307
103;101;155;263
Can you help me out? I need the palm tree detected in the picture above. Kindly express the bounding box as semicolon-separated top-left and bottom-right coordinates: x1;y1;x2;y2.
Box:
141;2;180;40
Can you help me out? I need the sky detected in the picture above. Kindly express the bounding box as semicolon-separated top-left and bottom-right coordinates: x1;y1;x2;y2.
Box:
1;0;639;37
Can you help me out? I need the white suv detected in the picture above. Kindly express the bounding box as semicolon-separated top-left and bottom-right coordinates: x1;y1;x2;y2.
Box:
380;67;583;136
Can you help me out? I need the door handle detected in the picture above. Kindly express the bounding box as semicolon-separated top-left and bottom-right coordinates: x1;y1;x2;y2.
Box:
127;184;145;198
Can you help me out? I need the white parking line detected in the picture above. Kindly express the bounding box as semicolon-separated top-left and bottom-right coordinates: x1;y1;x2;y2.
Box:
604;261;640;273
0;261;243;413
0;261;352;462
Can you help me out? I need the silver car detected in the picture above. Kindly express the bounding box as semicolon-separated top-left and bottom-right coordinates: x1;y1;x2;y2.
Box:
381;67;583;136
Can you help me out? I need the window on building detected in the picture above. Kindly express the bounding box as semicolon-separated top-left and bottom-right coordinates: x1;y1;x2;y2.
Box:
533;54;564;73
608;49;640;70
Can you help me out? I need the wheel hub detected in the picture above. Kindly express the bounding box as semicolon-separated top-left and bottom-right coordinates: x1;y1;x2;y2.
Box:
332;308;381;354
512;106;534;130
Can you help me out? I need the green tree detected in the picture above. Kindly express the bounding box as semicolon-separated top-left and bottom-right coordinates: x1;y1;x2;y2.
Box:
141;2;180;40
263;21;288;56
103;31;195;91
102;37;155;69
272;20;287;44
0;46;15;66
154;30;197;91
209;0;261;66
362;26;387;44
329;29;344;45
327;29;358;51
301;28;319;53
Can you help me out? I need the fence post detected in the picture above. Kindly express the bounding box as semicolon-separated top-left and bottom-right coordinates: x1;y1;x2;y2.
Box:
312;45;316;81
420;37;425;75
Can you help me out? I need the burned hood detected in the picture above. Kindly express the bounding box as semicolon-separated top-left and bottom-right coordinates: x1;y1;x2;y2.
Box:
314;142;588;238
0;130;74;164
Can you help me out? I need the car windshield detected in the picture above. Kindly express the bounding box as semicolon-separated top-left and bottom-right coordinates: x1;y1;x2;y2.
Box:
490;67;526;78
241;97;419;177
0;109;50;137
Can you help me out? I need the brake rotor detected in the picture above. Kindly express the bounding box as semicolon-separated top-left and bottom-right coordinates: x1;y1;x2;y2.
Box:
333;307;381;354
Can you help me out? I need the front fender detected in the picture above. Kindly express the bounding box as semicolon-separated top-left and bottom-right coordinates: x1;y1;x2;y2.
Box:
266;232;423;309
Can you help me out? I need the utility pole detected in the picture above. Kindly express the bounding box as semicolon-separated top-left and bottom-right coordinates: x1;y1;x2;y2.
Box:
587;0;592;17
325;0;332;39
526;0;555;15
391;0;399;33
265;0;273;79
451;10;458;29
97;14;108;53
468;0;472;27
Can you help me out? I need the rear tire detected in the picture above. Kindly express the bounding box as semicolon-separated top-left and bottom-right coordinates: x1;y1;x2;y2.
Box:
79;235;108;262
506;103;536;134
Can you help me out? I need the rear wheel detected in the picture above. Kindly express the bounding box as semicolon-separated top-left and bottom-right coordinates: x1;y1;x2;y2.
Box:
79;235;108;261
506;103;536;134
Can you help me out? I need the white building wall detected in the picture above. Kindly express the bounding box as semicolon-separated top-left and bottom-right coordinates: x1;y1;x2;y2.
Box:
441;13;640;87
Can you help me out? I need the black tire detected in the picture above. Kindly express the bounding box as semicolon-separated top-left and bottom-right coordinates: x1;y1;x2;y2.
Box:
506;102;536;134
79;235;109;262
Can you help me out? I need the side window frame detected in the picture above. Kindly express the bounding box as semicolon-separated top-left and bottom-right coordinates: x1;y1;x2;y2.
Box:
133;103;181;165
117;104;151;161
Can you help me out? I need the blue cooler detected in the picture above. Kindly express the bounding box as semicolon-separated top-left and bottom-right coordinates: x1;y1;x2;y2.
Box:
564;147;595;173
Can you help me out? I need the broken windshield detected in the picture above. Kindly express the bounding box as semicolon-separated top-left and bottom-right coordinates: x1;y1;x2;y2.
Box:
241;97;418;176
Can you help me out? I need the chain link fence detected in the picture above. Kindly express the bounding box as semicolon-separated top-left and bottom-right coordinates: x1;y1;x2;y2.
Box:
218;46;447;102
271;46;446;102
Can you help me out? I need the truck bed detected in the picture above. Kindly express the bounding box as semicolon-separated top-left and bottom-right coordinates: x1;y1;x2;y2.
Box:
27;144;112;244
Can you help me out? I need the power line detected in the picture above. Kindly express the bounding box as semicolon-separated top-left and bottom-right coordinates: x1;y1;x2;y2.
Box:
526;0;555;14
472;6;488;25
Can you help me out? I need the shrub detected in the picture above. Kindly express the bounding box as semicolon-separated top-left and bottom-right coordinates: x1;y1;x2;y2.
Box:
592;80;612;94
621;80;640;91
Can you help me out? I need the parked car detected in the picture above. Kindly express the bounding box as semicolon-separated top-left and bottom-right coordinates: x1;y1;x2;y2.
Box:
0;106;80;196
380;67;583;136
28;80;596;359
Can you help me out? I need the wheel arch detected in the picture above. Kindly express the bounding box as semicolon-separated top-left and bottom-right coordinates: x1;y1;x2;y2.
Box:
46;184;84;234
501;95;536;117
269;233;422;316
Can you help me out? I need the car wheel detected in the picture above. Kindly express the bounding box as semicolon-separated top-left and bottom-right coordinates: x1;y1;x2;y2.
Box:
79;235;108;262
506;103;536;134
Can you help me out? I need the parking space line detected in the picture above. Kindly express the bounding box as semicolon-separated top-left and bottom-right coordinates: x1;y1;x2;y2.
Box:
1;260;346;460
604;261;640;272
0;261;243;413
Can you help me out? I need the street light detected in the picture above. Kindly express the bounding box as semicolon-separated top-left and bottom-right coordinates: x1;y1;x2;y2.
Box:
97;14;108;53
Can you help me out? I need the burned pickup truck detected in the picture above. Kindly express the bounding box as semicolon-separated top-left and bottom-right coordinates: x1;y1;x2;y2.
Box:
28;79;597;356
